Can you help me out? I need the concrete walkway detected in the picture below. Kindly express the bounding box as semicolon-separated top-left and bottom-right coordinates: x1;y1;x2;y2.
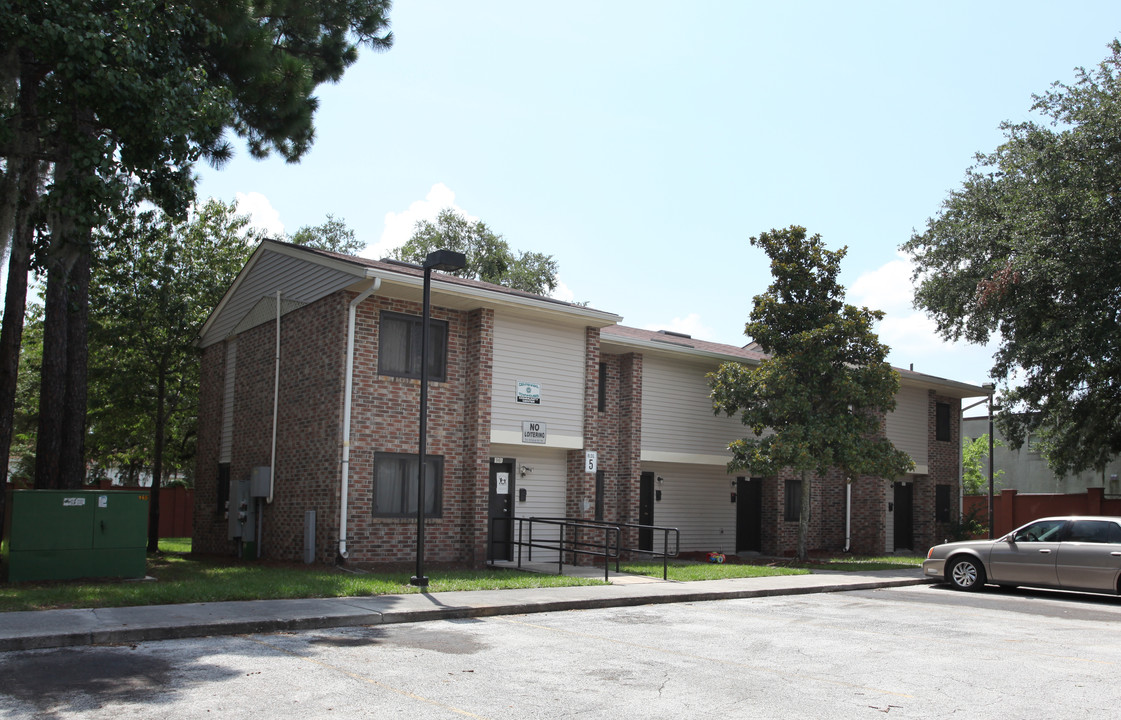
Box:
0;568;931;652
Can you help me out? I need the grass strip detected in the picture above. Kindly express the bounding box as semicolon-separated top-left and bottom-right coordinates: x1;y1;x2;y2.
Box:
0;539;600;613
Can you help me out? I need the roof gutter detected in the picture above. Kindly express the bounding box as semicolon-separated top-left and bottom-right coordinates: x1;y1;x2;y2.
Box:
338;274;381;561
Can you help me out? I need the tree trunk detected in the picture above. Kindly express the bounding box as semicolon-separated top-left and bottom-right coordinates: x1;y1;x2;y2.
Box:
35;240;72;489
0;153;40;536
147;362;167;552
59;234;90;487
797;468;811;561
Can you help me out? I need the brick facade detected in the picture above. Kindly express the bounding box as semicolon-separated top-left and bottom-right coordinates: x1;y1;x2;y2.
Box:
193;291;496;567
925;391;962;549
195;253;968;565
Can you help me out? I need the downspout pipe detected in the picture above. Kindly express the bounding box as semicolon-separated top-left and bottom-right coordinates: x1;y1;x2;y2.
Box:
339;277;381;561
844;481;852;553
260;291;281;560
269;290;280;503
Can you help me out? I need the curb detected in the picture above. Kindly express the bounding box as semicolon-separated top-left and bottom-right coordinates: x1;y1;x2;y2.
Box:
0;576;930;652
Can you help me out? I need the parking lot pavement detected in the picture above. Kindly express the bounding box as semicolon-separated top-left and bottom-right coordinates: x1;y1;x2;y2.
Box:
0;568;929;651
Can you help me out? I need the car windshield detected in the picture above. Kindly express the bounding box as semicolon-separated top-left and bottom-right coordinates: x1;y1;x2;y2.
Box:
1011;519;1067;543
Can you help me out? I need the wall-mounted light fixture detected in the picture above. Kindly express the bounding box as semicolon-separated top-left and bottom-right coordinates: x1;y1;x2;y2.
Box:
519;464;533;478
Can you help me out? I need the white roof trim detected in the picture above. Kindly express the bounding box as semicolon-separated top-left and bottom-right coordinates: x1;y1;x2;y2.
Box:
601;334;760;364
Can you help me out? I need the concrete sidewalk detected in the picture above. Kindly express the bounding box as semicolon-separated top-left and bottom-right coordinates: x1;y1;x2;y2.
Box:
0;568;930;652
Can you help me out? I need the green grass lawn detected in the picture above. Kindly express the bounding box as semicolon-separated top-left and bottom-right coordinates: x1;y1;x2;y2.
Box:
0;540;924;613
619;561;809;582
0;538;601;613
790;554;924;572
620;554;923;581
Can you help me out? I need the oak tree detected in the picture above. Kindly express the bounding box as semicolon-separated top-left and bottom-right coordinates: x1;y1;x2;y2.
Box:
393;208;559;295
903;40;1121;476
87;199;258;550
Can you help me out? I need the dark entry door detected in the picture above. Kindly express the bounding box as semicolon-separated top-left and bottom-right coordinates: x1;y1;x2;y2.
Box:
595;470;605;522
639;472;655;551
893;482;914;551
488;459;515;561
736;477;762;553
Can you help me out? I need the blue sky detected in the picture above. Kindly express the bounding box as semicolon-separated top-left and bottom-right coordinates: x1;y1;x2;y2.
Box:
194;1;1121;399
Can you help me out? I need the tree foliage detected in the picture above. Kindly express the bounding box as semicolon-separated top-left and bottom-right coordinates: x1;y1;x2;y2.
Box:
88;199;258;549
902;40;1121;477
0;0;393;494
709;226;913;559
288;214;365;255
962;434;1004;496
392;208;559;294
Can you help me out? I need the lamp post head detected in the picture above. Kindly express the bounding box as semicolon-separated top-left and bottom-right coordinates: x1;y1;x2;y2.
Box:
424;250;467;272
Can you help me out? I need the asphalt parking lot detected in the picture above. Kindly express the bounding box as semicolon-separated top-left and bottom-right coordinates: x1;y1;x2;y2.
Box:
2;583;1119;718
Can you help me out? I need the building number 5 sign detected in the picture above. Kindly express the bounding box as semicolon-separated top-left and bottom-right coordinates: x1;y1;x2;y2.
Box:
585;451;597;473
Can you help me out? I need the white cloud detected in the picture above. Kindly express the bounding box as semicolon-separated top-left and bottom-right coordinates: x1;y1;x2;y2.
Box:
234;192;285;238
550;278;576;303
849;251;915;315
851;254;998;389
643;313;717;341
363;182;476;260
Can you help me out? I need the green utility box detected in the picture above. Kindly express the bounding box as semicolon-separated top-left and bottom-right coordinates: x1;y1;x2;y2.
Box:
2;489;149;582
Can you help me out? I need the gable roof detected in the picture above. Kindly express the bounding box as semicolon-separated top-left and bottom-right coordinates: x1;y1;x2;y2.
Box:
199;240;989;400
197;239;620;347
601;325;987;399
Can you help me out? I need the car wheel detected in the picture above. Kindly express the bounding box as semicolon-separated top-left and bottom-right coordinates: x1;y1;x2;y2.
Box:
948;557;985;591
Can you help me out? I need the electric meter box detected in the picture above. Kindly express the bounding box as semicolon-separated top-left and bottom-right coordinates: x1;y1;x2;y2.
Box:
249;466;271;498
2;489;149;582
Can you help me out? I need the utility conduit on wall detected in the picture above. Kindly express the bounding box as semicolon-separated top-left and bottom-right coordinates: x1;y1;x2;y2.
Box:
339;275;381;560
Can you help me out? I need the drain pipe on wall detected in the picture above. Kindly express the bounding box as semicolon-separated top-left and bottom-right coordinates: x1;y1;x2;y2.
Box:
270;289;280;504
339;276;381;561
258;290;282;559
844;480;852;553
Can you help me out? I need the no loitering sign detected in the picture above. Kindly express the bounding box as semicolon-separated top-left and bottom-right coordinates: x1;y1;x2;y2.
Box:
521;421;547;444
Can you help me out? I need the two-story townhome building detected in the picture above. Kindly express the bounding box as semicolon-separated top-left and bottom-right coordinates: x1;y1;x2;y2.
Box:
193;240;983;565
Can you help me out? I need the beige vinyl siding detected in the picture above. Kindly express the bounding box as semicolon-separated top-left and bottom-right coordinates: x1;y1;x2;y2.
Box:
497;445;567;563
201;250;359;347
640;355;741;461
886;386;928;472
219;339;236;464
645;463;737;554
491;312;586;447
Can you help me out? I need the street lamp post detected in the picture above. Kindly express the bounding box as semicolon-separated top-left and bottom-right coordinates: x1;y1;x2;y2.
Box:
411;249;467;588
981;382;997;539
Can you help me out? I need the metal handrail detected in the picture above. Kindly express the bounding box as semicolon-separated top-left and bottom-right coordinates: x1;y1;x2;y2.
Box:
536;517;681;580
488;516;680;581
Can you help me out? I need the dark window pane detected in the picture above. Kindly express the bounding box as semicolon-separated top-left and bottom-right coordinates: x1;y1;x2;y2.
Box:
216;463;231;516
598;362;608;412
936;402;951;441
935;485;951;523
379;311;447;381
374;453;443;517
784;479;802;522
379;315;410;375
1068;520;1112;543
